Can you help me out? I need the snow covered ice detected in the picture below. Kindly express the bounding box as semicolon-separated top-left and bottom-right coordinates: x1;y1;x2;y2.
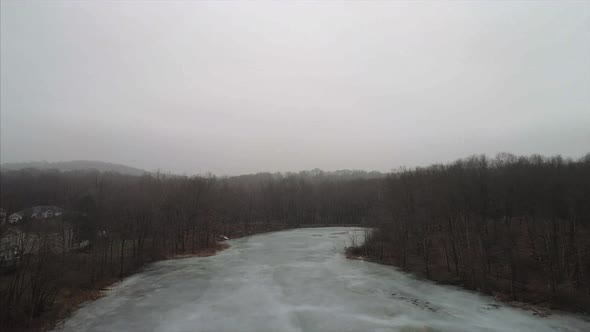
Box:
56;228;590;332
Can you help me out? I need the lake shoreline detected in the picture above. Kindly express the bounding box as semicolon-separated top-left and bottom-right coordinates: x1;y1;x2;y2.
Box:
41;224;295;332
56;228;590;332
345;247;590;319
45;241;231;332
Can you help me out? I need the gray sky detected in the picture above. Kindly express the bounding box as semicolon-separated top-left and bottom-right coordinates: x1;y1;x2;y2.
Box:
1;1;589;175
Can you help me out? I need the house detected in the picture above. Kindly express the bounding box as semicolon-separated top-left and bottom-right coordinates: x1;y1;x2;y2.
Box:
0;228;23;266
8;213;23;224
30;206;63;219
13;206;65;222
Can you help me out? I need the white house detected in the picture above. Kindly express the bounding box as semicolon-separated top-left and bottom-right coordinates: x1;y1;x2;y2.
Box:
8;213;22;224
25;206;64;221
42;210;54;219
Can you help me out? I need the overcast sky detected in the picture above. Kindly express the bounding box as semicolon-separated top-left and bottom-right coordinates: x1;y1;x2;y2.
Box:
1;1;589;175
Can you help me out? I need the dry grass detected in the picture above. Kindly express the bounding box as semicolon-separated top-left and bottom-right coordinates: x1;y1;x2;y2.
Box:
168;242;230;259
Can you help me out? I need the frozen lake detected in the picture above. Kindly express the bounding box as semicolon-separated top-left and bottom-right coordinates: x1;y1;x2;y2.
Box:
57;227;589;332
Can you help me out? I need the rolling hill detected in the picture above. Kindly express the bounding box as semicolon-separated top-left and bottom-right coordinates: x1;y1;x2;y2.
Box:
0;160;147;176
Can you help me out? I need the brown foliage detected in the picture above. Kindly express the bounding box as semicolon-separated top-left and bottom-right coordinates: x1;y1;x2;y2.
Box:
357;154;590;313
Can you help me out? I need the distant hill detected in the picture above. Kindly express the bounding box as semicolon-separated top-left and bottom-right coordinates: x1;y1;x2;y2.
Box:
0;160;147;176
229;168;385;185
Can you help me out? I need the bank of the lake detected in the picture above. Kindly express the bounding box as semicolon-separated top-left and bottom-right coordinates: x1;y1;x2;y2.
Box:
4;223;291;332
55;228;590;332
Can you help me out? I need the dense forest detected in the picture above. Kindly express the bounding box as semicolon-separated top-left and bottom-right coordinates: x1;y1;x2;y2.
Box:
0;167;380;329
1;153;589;329
350;153;590;313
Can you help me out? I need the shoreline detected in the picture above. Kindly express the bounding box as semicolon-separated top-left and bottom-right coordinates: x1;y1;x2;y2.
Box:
16;226;588;331
166;241;230;260
45;240;232;332
345;249;590;320
40;224;301;331
46;225;346;330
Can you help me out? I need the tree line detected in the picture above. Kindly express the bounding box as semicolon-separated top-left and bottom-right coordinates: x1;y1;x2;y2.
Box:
0;168;379;328
351;153;590;312
1;152;589;329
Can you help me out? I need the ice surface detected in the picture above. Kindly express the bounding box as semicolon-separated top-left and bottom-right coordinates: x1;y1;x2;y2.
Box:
55;228;590;332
